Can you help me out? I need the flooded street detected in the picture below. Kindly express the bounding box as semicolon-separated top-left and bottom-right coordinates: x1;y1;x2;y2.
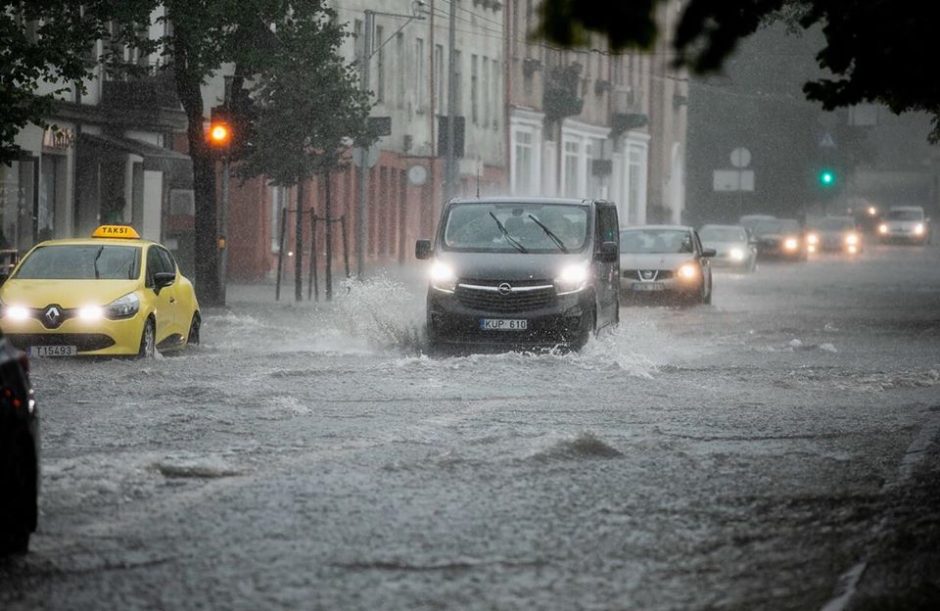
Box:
2;243;939;610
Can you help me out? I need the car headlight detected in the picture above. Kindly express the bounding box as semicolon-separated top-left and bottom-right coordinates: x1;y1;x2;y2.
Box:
878;223;889;234
3;304;31;322
105;292;140;319
429;260;457;293
784;237;799;251
729;247;745;261
806;233;819;245
677;262;699;281
867;206;878;216
845;233;859;246
914;223;925;235
555;262;590;295
78;305;105;321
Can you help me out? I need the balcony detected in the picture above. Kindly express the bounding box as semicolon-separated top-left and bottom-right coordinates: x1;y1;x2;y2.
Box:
101;70;186;131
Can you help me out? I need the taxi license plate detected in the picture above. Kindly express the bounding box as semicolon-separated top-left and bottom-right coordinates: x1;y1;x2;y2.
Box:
633;282;665;291
29;345;77;357
480;319;527;331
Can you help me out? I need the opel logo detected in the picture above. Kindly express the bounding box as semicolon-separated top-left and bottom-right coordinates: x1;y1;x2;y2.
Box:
497;282;513;296
44;305;61;327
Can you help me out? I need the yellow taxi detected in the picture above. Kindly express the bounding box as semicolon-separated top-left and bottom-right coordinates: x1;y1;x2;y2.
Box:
0;226;200;357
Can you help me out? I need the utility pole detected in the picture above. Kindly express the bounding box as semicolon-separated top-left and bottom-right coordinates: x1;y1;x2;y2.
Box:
356;10;374;279
444;0;457;201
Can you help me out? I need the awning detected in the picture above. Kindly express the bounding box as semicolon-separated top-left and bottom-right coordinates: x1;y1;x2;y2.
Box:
79;132;192;177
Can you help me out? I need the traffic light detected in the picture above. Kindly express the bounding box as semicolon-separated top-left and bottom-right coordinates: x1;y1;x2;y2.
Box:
208;107;233;151
818;168;836;187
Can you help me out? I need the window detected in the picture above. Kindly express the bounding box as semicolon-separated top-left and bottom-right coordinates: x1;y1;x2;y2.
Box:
376;25;385;103
564;140;581;198
471;54;479;125
271;186;286;253
481;57;489;127
454;50;462;115
353;20;363;67
157;248;177;275
396;32;405;109
513;130;534;194
415;38;426;112
434;44;444;111
492;59;500;130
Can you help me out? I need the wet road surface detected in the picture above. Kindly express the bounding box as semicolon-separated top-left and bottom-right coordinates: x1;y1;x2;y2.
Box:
2;242;939;610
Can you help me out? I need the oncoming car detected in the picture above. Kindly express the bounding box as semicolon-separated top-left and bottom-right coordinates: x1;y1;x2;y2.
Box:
806;216;862;254
415;198;621;351
0;226;200;357
699;224;757;271
877;206;931;244
619;226;715;304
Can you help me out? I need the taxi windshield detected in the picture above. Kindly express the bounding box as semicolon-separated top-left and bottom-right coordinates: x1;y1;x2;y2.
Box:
14;245;141;280
442;203;589;253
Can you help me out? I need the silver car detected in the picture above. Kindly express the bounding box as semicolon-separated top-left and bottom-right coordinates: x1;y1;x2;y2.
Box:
878;206;931;244
699;224;757;271
619;226;715;304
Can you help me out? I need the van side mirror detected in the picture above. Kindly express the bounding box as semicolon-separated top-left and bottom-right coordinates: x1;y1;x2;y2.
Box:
415;239;432;260
596;241;618;262
702;248;717;258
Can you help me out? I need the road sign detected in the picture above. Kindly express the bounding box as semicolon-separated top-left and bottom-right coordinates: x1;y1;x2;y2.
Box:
819;132;836;148
368;116;392;137
352;143;379;169
730;147;751;168
713;169;754;192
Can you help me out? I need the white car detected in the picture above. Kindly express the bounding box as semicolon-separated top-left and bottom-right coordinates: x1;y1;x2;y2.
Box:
619;226;715;304
878;206;931;244
699;224;757;271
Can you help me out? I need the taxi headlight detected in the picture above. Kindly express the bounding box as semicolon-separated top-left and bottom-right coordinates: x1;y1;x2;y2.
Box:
106;292;140;319
4;304;30;322
878;223;889;234
429;260;457;293
78;305;105;321
555;262;589;295
784;237;799;251
677;262;699;281
729;247;745;261
914;223;925;235
806;233;819;245
845;233;859;246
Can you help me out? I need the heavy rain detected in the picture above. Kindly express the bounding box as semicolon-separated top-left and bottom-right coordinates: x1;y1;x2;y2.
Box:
1;1;939;610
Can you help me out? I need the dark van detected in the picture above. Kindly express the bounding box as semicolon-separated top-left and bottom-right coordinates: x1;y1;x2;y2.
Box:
415;197;620;350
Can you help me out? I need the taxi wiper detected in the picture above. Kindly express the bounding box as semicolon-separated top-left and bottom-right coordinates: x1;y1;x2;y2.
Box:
489;212;528;253
93;246;104;279
527;214;568;253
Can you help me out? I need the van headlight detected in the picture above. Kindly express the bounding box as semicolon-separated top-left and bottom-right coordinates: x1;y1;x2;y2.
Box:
555;262;589;295
729;247;745;261
845;233;859;246
429;260;457;293
106;292;140;319
914;223;925;236
784;237;799;251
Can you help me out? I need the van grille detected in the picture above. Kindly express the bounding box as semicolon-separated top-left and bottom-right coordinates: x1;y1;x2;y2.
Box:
455;280;556;312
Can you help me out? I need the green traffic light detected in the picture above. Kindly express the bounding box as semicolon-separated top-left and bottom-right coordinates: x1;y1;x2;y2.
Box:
819;170;836;186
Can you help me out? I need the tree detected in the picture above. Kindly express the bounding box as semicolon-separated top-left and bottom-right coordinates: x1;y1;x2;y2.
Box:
537;0;940;142
0;1;147;165
237;2;373;302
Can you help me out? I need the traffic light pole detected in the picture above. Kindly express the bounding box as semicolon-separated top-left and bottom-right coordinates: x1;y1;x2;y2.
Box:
219;155;230;304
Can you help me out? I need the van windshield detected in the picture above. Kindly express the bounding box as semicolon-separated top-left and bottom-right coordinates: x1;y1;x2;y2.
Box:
442;203;589;253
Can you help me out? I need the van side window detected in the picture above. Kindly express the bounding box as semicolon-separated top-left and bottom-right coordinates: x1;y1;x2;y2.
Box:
596;205;619;245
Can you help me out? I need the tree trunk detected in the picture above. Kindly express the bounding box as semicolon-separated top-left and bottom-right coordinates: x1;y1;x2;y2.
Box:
173;32;221;306
324;168;333;301
295;180;304;302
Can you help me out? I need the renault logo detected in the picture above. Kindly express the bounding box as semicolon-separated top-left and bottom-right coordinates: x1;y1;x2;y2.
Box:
497;282;513;296
43;305;62;327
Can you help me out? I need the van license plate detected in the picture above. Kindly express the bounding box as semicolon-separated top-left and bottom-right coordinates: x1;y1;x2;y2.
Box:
633;283;665;291
480;319;528;331
29;345;77;357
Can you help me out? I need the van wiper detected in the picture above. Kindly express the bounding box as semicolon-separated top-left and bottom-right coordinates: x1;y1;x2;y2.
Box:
489;212;528;253
527;214;568;253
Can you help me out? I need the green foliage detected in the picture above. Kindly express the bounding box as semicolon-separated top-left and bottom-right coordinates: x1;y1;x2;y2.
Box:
237;2;374;186
538;0;940;141
0;1;152;164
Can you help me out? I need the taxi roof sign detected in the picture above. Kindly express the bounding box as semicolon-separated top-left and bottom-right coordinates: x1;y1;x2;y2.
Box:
92;225;140;239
